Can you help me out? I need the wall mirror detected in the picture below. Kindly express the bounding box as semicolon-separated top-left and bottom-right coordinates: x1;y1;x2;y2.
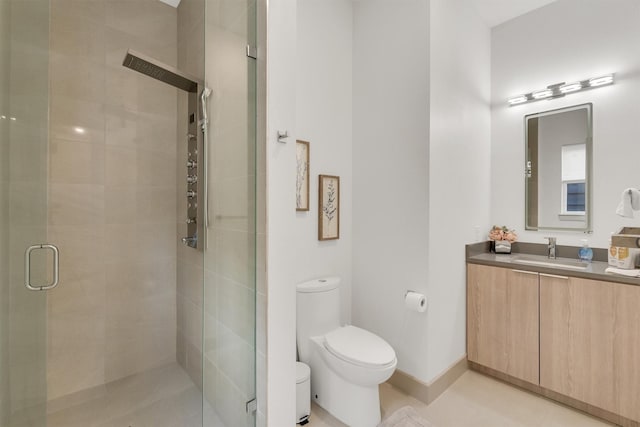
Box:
525;103;592;232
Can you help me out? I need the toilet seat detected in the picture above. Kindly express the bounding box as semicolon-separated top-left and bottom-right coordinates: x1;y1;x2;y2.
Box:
324;325;396;369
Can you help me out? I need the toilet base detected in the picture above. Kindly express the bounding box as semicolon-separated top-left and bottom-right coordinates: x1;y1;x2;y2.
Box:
309;348;382;427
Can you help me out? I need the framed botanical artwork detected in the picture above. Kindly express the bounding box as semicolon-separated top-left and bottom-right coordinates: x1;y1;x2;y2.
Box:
318;175;340;240
296;140;310;211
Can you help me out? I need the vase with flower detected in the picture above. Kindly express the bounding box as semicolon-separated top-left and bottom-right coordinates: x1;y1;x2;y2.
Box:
489;225;518;254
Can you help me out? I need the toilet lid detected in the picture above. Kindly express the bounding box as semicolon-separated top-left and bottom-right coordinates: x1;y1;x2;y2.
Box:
324;325;396;368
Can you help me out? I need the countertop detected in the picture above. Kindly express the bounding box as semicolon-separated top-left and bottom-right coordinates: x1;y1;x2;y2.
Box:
466;241;640;287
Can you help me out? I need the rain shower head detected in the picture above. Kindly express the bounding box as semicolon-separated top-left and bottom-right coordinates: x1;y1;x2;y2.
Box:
122;49;199;93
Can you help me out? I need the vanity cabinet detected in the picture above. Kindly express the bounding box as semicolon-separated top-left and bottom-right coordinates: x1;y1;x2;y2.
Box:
540;275;640;422
467;264;539;384
467;262;640;425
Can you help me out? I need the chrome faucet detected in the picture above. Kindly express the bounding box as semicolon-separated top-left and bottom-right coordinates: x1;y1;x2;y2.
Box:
545;237;557;259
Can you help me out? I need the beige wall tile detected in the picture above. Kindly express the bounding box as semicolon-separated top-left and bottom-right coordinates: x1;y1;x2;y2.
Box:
51;0;105;35
48;184;105;226
182;259;204;306
211;175;255;233
137;78;178;118
137;187;177;224
203;355;217;408
103;224;138;263
105;106;138;149
50;26;105;64
137;149;177;187
105;186;137;225
215;366;254;427
47;0;179;402
50;99;105;144
47;225;105;283
105;145;137;186
9;182;48;226
185;340;203;389
47;293;106;400
50;54;106;104
211;228;255;287
50;139;105;185
138;112;178;154
214;324;254;397
183;297;202;352
217;276;255;345
105;0;177;50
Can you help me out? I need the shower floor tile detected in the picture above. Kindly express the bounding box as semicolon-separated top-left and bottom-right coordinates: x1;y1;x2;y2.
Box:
47;362;222;427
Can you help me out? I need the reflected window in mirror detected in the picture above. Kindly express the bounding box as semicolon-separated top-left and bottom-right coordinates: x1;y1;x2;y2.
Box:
561;143;586;214
525;103;592;232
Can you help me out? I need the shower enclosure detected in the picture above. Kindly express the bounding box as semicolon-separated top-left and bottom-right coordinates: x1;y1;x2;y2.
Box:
0;0;258;425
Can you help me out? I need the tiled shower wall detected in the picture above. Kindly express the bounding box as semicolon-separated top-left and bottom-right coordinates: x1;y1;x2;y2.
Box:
176;0;205;390
46;0;178;400
177;1;263;426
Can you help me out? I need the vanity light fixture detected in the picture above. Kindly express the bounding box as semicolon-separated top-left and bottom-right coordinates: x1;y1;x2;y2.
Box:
508;73;614;106
559;82;582;93
508;95;528;105
532;89;553;99
589;74;614;87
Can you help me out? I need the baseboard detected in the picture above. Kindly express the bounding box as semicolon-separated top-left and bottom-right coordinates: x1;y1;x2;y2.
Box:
386;356;468;405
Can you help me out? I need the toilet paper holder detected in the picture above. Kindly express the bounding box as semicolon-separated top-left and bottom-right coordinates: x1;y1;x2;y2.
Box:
404;290;427;312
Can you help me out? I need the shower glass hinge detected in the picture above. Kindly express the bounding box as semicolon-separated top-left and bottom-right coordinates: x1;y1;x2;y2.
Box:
246;45;257;59
246;398;257;414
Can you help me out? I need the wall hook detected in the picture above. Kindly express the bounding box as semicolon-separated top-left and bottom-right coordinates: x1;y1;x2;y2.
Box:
277;130;289;143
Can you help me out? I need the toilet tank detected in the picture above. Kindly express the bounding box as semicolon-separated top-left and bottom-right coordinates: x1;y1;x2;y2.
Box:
296;277;341;363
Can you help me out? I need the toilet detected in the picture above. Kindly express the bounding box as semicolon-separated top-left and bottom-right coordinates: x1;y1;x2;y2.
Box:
296;277;397;427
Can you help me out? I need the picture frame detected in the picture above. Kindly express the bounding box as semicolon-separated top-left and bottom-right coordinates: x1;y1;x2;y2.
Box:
296;140;310;211
318;175;340;240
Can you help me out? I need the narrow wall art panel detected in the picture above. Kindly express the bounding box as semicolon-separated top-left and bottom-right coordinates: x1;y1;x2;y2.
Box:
318;174;340;240
296;140;310;211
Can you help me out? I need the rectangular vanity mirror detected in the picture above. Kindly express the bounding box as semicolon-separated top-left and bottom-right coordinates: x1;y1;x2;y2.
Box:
525;103;592;232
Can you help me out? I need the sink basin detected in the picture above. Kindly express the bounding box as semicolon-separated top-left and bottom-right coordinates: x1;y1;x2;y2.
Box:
512;256;589;271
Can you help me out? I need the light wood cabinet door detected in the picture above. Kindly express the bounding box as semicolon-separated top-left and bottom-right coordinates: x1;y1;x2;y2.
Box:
614;283;640;422
467;264;539;384
540;275;616;414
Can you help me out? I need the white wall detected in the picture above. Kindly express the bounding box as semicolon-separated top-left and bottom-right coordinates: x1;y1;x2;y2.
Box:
296;0;353;324
352;0;491;385
266;0;298;424
351;0;431;381
269;0;491;414
491;0;640;248
427;0;491;381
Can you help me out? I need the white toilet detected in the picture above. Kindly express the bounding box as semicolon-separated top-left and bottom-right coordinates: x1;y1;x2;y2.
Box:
296;277;397;427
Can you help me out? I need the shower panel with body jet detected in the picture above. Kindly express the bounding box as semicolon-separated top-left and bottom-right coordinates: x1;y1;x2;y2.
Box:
122;49;211;250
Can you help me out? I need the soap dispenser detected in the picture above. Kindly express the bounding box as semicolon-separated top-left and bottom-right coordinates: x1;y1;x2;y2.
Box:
578;239;593;263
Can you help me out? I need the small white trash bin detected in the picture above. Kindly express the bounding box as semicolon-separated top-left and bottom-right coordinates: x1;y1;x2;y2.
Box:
296;362;311;425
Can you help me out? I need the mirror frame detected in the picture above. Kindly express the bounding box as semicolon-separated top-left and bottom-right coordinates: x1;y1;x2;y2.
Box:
524;103;593;232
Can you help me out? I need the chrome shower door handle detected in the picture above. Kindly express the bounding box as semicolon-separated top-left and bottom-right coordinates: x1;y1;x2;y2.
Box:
24;244;60;291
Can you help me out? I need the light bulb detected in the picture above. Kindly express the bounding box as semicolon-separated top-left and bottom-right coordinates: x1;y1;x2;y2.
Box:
532;89;553;99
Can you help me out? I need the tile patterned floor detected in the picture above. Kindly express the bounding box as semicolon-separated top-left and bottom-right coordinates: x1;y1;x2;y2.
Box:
47;363;222;427
306;370;614;427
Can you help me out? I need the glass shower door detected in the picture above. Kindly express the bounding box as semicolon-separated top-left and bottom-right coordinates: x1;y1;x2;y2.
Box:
1;0;50;426
203;0;257;425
